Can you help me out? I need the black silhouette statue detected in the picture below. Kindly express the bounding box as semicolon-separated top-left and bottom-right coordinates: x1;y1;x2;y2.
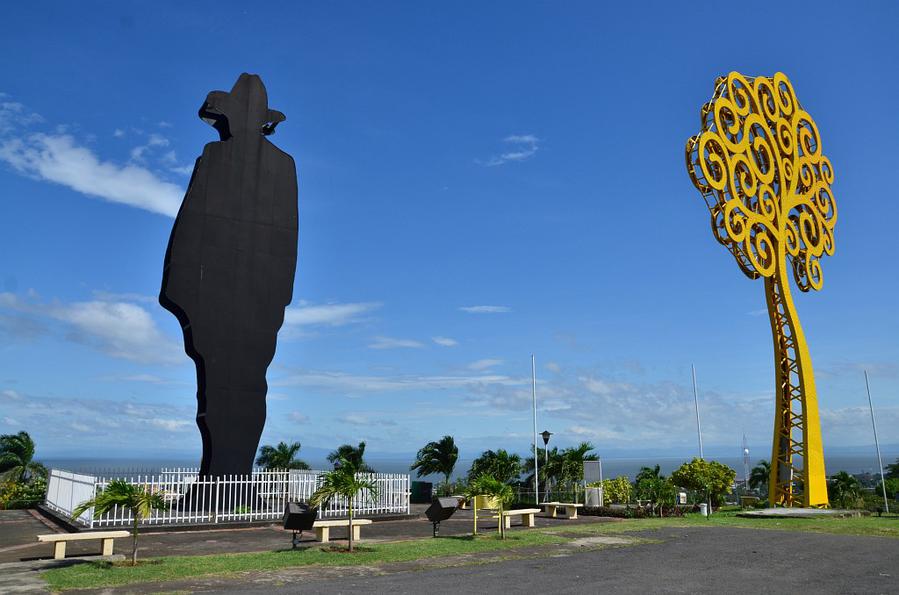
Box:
160;73;298;478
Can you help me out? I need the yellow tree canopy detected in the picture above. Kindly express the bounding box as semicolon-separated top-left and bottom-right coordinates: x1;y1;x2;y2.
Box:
686;72;836;291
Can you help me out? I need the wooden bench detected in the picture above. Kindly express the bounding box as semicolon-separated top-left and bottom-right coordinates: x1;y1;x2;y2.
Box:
543;502;584;519
37;530;130;560
497;508;541;529
311;519;373;543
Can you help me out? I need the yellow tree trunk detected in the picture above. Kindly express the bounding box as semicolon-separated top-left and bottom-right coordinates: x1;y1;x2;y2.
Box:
765;254;829;507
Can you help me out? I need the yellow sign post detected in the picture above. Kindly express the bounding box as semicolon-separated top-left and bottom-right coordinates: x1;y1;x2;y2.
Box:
686;72;836;507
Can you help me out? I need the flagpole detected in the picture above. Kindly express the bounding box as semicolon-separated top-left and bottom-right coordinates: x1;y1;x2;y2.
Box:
865;370;890;514
532;354;539;505
692;364;704;459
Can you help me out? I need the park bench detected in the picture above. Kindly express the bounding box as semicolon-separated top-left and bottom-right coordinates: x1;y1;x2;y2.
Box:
543;502;584;519
311;519;373;543
496;508;541;529
37;530;130;560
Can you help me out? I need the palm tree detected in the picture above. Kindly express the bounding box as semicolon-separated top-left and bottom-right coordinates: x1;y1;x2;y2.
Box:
829;471;862;509
467;449;521;484
327;442;374;472
886;458;899;479
748;460;770;496
72;480;167;565
466;474;514;539
256;441;310;470
410;436;458;492
0;431;48;484
308;457;378;552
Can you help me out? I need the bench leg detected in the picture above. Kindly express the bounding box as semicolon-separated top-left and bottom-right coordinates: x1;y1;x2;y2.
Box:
567;508;578;520
353;525;362;541
53;541;66;560
316;527;329;543
549;506;558;518
524;513;535;528
101;538;115;556
504;515;512;529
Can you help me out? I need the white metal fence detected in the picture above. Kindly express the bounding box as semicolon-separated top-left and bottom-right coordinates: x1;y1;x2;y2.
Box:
45;468;410;529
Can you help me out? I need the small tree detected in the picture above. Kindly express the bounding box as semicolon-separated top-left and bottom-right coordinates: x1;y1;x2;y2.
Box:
327;442;374;472
0;431;48;484
467;449;521;485
671;458;737;510
309;457;378;552
466;474;514;539
599;476;632;504
72;480;167;565
256;441;310;470
828;471;862;509
410;435;458;494
634;466;677;516
749;460;771;497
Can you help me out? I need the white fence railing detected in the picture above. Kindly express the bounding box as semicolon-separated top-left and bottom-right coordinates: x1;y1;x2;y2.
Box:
45;468;411;528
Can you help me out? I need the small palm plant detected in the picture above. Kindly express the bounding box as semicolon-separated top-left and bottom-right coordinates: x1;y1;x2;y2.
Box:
0;431;48;483
466;474;514;539
829;471;862;509
308;457;378;552
410;435;458;494
748;460;770;497
72;480;167;565
256;441;310;470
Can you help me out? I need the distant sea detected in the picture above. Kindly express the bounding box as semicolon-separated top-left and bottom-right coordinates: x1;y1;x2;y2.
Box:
43;452;898;481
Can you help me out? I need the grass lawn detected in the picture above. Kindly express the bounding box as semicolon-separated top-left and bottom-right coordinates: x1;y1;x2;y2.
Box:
43;511;899;591
43;530;570;591
557;509;899;540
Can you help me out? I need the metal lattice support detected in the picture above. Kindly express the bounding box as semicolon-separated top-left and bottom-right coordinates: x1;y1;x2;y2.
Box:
685;72;836;507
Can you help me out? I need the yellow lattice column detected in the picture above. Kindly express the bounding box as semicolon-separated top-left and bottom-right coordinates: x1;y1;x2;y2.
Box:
685;72;836;508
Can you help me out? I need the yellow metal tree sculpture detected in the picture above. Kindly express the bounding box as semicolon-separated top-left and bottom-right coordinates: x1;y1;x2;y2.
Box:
685;72;836;507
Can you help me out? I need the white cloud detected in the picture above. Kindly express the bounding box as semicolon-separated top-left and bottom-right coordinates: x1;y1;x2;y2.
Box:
432;336;458;347
469;358;503;371
92;290;157;304
0;291;182;365
113;128;125;138
288;411;309;423
545;361;561;373
170;165;194;176
284;302;381;327
337;413;397;427
0;133;183;217
272;369;525;394
0;100;43;134
478;134;539;167
459;305;511;314
368;336;424;350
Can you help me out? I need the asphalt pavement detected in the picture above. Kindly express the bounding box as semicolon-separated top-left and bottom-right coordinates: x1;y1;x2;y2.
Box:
158;526;899;594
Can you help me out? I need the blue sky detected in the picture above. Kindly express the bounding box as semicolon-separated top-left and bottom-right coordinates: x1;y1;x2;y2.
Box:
1;1;897;465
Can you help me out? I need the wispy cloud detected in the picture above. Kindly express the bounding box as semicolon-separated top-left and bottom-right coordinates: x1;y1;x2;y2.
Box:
0;291;182;365
469;358;503;371
0;133;182;217
284;302;381;327
432;336;458;347
0;95;182;217
459;305;511;314
368;336;424;350
272;369;525;394
477;134;539;167
0;389;197;450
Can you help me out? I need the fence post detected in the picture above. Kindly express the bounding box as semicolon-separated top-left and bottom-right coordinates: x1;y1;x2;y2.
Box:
214;477;220;524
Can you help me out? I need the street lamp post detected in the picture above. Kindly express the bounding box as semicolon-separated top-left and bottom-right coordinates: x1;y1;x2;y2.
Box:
541;430;552;503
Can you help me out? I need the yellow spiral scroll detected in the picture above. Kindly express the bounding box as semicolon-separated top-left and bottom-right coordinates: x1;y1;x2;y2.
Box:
686;72;836;507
